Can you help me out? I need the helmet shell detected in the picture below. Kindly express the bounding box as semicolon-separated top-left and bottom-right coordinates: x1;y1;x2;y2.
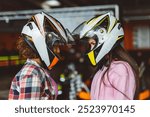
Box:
73;13;124;66
21;12;69;69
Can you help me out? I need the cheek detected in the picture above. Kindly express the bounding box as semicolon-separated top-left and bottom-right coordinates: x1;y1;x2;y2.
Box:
53;47;60;54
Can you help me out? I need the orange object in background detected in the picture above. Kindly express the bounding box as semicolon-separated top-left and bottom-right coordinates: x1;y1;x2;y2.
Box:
77;91;90;100
139;90;150;100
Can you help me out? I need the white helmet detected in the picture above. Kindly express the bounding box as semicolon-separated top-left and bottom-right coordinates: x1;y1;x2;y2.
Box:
72;12;124;66
21;12;73;69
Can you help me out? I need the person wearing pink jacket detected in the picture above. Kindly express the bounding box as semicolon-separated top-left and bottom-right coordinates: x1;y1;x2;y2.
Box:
72;12;139;100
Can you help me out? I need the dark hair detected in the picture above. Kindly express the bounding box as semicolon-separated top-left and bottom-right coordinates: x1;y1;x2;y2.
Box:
17;37;38;59
113;45;139;99
91;44;139;100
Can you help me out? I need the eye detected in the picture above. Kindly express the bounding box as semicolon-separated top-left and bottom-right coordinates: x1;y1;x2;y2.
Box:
88;38;96;50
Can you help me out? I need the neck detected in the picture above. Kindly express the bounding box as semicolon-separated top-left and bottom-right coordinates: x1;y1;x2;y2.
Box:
32;58;42;66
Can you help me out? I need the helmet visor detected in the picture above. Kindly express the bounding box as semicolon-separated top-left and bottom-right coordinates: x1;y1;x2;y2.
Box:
46;32;65;59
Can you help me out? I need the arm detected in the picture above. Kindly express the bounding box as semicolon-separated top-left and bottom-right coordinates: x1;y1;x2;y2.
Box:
18;75;41;100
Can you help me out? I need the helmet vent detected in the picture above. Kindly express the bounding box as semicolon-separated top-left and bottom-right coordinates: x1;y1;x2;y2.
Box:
118;23;122;30
27;23;33;30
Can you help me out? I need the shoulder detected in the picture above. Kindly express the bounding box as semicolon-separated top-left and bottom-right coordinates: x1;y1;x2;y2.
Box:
109;60;133;76
16;64;46;81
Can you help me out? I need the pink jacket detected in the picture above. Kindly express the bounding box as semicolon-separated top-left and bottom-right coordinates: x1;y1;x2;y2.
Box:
90;61;136;100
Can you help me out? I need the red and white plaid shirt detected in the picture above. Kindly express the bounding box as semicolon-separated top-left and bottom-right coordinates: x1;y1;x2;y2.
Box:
8;59;58;100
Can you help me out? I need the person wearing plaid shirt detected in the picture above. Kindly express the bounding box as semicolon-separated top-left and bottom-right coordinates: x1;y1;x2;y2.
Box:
9;59;57;100
8;12;72;100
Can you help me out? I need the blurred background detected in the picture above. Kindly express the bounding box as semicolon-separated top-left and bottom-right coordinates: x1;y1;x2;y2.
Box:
0;0;150;100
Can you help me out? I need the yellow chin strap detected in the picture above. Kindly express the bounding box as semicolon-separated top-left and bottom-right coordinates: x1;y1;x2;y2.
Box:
87;51;96;66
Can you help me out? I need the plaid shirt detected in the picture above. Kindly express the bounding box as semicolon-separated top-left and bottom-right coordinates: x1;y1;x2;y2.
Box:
8;59;58;100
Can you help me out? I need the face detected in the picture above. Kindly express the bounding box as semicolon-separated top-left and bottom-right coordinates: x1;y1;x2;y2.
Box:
53;45;61;58
52;44;70;61
88;38;96;50
53;45;60;53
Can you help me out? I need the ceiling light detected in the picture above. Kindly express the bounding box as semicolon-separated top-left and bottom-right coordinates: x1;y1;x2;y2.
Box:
44;0;61;7
41;0;61;10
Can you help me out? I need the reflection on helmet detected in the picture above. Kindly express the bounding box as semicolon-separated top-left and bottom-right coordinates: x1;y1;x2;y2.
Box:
72;12;124;66
21;12;71;70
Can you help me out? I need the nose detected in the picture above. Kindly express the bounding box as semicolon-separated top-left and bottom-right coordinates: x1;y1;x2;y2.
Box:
88;38;96;50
